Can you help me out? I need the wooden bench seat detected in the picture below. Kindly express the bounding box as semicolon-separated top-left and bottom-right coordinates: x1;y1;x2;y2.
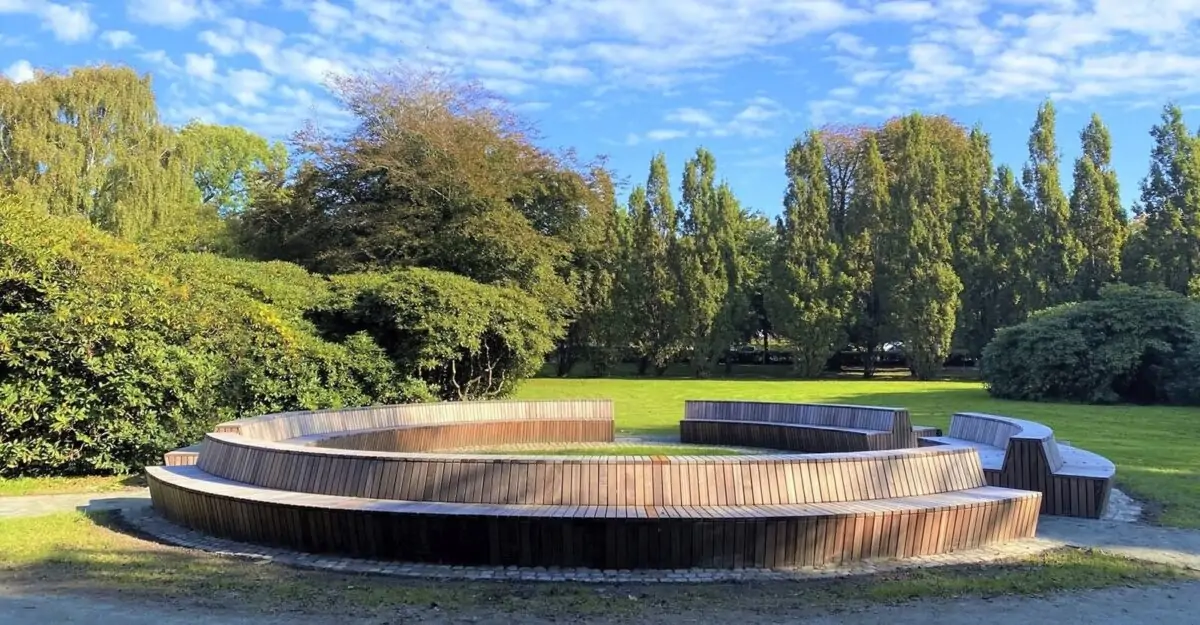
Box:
681;401;917;452
196;432;995;506
163;444;202;466
147;464;1040;569
918;412;1114;518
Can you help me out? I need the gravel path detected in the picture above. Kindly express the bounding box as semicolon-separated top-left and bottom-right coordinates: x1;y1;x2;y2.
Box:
3;581;1200;624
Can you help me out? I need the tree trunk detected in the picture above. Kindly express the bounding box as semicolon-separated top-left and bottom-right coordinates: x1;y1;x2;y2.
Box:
863;341;877;378
637;355;650;376
762;334;769;365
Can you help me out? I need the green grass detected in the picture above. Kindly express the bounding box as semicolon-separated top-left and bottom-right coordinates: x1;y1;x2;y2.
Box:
0;474;143;497
467;444;743;456
516;376;1200;528
0;512;1189;620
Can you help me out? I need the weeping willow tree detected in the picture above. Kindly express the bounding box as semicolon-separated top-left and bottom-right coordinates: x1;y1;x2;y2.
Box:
0;65;201;241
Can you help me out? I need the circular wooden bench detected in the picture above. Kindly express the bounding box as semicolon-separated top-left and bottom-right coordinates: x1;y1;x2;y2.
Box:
146;400;1043;570
918;412;1115;518
680;400;919;451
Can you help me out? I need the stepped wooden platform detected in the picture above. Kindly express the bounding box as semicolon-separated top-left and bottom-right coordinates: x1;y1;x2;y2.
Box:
919;412;1115;518
147;399;1046;570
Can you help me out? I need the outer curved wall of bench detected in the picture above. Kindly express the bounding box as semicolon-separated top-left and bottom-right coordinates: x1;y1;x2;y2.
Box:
682;401;916;450
929;413;1114;519
215;399;615;442
196;434;989;506
147;467;1042;570
681;420;894;452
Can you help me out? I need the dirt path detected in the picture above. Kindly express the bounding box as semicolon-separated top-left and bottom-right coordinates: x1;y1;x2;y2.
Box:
3;581;1200;624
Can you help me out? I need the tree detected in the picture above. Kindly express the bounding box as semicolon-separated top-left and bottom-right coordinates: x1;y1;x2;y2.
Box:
1023;100;1083;306
1069;114;1128;299
950;126;995;357
819;124;870;239
765;132;850;377
877;114;962;379
570;167;626;376
843;134;890;376
619;155;683;375
1125;104;1200;295
238;68;591;329
0;65;202;241
177;121;287;217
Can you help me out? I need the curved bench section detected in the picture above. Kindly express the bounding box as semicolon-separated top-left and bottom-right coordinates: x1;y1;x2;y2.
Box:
146;464;1040;569
681;401;916;451
919;412;1115;518
149;399;1044;570
214;399;615;442
196;433;990;504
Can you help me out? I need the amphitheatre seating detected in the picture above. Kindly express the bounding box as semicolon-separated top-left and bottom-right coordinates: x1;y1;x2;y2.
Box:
681;401;917;451
147;400;1042;570
919;412;1114;519
163;444;201;466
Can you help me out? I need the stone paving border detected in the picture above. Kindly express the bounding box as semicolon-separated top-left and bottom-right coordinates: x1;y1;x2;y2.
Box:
117;506;1060;583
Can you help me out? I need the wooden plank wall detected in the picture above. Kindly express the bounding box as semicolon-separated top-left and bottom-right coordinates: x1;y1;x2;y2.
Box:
314;419;614;452
683;401;916;449
215;400;615;442
680;420;893;452
947;413;1113;519
148;468;1042;570
196;434;988;506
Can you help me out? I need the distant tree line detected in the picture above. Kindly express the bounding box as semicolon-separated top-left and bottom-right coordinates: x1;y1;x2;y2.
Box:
5;65;1200;388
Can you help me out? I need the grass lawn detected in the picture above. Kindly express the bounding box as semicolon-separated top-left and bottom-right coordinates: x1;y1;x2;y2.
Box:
0;512;1190;620
466;444;744;456
0;474;143;497
516;375;1200;528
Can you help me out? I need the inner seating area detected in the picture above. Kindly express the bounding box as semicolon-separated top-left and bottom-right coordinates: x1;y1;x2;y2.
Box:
146;399;1046;570
919;412;1115;518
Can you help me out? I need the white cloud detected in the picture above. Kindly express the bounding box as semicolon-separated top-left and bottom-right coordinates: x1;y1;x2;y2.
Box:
199;29;240;55
645;128;688;141
184;53;217;81
828;32;877;57
666;107;718;128
3;59;34;83
0;1;95;42
127;0;218;28
225;68;274;106
101;30;136;49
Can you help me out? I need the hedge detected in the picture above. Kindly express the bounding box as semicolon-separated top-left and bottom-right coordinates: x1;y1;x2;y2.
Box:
981;284;1200;405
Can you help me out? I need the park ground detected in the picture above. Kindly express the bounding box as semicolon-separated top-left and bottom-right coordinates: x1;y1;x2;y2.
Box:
2;375;1200;621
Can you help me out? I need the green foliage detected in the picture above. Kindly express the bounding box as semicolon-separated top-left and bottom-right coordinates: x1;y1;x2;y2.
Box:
765;132;850;377
1023;100;1085;307
0;66;204;243
1125;104;1200;296
312;268;559;400
177;121;287;217
1070;115;1128;299
877;115;962;380
0;203;408;476
981;285;1200;405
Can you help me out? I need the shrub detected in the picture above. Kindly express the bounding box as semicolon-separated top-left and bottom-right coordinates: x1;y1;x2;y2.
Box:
312;268;561;400
0;204;413;476
981;284;1200;404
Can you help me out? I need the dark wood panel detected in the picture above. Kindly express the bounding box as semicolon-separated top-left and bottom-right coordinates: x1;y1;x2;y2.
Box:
148;467;1042;570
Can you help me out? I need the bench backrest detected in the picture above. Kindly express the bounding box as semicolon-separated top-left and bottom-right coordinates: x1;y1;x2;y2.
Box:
950;412;1064;472
684;400;914;448
214;400;614;441
196;433;986;507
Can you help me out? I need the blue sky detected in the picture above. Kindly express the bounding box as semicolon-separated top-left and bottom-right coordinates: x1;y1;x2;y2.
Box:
3;0;1199;216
